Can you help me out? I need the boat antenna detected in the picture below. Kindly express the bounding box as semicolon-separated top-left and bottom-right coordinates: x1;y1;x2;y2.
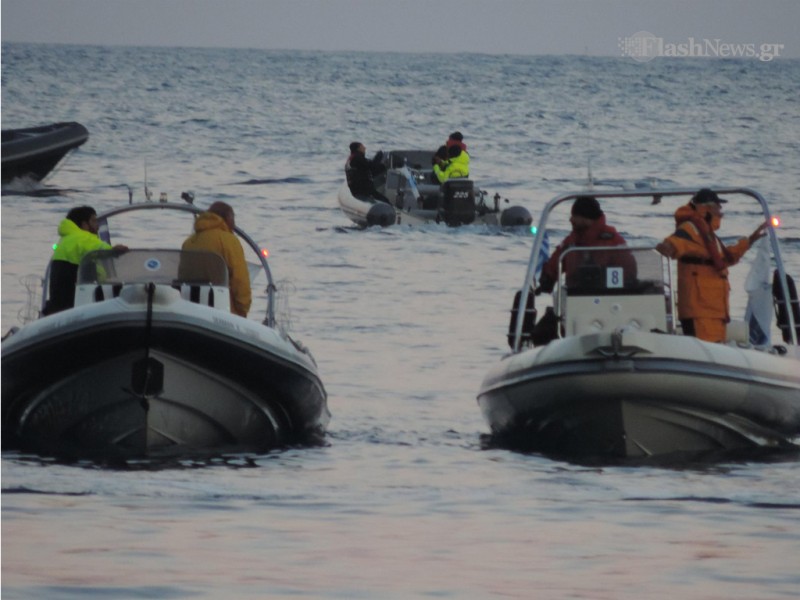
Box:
586;156;594;190
584;115;594;189
144;160;153;202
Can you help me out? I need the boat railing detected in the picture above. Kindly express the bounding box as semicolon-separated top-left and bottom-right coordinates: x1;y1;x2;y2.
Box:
38;202;277;327
510;187;798;352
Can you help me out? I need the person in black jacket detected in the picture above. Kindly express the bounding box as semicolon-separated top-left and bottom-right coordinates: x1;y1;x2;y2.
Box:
345;142;389;202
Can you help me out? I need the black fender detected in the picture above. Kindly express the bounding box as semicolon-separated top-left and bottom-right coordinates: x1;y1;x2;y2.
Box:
500;205;533;227
366;202;396;227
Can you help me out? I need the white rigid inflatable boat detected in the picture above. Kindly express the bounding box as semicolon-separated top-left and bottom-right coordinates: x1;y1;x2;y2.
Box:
338;149;533;228
478;187;800;461
2;201;329;458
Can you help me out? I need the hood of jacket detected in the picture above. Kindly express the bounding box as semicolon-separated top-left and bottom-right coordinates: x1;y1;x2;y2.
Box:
193;211;231;234
57;218;83;238
572;214;616;245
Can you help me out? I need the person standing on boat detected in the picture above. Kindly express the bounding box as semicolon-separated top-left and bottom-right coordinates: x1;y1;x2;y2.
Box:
535;196;632;294
656;188;768;343
44;206;128;315
182;201;252;318
345;142;389;203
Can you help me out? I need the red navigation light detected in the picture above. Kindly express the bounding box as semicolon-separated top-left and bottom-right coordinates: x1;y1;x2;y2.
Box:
261;248;269;258
771;216;781;228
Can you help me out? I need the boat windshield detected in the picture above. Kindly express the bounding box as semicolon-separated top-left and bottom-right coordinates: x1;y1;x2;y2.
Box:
557;246;668;297
78;249;229;287
387;150;434;170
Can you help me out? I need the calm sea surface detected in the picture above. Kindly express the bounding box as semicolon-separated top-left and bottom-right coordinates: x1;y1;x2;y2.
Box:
2;44;800;599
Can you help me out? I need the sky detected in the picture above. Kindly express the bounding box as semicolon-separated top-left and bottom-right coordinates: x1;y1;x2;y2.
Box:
1;0;798;59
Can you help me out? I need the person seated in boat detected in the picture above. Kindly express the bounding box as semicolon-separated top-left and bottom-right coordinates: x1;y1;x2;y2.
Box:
535;196;635;295
345;141;389;203
656;188;768;343
433;144;470;184
182;201;252;318
446;131;467;153
43;206;128;315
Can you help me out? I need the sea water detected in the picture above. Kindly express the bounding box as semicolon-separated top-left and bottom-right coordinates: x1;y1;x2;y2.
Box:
2;44;800;599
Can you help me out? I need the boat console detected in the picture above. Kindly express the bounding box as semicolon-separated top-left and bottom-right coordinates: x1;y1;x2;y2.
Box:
557;246;674;336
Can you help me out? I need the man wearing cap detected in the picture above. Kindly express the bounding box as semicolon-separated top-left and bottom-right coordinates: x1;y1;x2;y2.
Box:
656;188;767;343
536;195;632;294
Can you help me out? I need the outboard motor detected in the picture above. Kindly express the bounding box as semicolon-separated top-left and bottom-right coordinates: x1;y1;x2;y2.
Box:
366;201;396;227
441;179;475;226
500;205;533;227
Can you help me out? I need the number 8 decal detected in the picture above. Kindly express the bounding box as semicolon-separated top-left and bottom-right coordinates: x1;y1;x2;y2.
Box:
607;266;623;289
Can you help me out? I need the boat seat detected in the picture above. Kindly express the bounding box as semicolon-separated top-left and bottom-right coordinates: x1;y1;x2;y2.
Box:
179;283;215;307
175;282;231;312
74;282;126;306
93;283;123;302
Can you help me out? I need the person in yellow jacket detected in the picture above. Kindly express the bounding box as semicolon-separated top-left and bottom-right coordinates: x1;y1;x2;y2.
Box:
45;206;128;315
182;201;252;318
433;144;470;184
656;188;767;343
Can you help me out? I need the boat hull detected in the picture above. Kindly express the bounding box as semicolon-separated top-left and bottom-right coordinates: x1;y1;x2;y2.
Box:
478;331;800;460
1;122;89;183
2;292;329;458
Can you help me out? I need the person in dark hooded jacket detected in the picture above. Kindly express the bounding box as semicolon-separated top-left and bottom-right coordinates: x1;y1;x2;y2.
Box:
345;142;389;202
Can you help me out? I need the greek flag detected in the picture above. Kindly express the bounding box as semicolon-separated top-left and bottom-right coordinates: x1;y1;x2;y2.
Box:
535;231;550;279
744;237;772;345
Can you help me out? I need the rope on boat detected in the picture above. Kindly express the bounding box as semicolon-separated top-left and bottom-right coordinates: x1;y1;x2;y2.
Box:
135;282;157;411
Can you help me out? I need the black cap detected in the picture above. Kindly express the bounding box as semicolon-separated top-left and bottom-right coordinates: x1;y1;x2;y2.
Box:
571;196;603;220
691;188;727;205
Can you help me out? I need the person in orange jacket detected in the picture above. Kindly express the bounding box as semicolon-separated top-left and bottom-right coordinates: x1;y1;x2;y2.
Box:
656;188;767;343
182;201;252;318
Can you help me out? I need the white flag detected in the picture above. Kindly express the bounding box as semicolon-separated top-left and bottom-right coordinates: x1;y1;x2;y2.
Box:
744;237;772;345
